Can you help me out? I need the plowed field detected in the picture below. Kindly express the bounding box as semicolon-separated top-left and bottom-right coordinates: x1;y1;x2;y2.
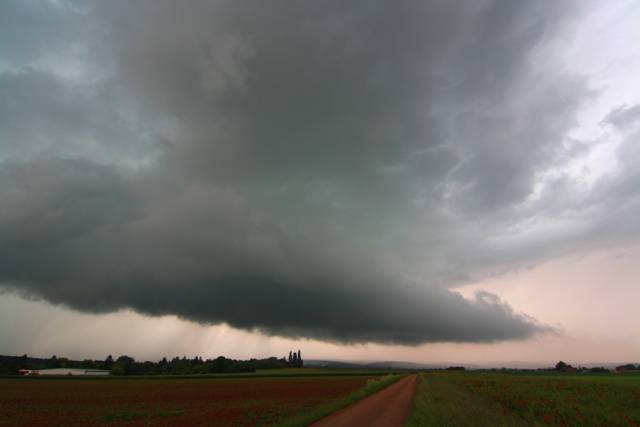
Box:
0;375;377;426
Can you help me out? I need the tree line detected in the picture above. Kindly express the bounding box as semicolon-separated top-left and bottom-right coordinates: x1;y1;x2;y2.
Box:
0;351;304;376
555;361;640;373
287;350;303;368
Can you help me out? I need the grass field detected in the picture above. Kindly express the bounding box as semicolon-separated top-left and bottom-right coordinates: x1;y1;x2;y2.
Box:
0;373;388;426
407;371;640;426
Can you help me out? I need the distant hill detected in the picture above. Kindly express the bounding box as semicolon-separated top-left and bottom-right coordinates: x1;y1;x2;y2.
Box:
305;359;637;370
304;359;447;370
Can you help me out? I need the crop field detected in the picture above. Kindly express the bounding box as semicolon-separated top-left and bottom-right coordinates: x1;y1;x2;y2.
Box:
407;372;640;426
0;374;382;426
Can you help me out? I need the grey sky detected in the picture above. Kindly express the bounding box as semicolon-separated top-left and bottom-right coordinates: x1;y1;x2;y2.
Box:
1;0;639;352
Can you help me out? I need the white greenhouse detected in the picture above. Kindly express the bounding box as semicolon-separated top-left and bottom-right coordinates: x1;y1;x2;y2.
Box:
31;368;109;376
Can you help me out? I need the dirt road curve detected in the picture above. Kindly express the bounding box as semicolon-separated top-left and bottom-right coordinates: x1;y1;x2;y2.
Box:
310;374;417;427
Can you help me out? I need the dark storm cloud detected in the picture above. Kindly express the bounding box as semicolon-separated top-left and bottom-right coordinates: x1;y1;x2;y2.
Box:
0;0;598;344
0;158;546;344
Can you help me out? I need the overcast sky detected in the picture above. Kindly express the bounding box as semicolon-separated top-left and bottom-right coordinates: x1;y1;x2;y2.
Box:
1;0;639;365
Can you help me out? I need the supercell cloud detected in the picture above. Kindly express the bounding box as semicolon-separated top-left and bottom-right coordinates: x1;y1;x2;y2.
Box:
4;0;637;345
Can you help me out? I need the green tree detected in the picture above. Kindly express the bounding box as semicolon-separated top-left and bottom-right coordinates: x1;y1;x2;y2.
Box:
46;355;60;369
112;355;135;375
104;354;114;370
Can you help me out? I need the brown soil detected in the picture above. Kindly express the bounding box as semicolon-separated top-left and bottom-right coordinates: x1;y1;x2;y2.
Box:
0;376;374;426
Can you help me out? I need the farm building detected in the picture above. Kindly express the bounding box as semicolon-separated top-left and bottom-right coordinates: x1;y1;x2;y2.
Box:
26;368;110;376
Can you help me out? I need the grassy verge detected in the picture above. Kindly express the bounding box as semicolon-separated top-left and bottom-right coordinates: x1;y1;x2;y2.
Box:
273;373;406;427
406;373;525;427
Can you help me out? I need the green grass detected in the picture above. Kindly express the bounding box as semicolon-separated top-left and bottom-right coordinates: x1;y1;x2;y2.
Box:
407;373;525;427
407;372;640;426
273;374;406;427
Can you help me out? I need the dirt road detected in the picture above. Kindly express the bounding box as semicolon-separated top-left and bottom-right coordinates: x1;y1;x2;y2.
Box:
310;374;417;427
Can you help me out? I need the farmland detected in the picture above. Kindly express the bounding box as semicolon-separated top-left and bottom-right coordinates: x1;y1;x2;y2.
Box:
0;371;395;426
4;368;640;426
407;371;640;426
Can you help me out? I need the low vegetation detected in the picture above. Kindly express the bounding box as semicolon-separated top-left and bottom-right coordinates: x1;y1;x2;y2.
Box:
407;371;640;426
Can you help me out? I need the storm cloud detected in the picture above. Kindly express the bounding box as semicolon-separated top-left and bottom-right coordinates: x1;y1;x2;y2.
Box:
0;156;545;344
4;0;634;345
